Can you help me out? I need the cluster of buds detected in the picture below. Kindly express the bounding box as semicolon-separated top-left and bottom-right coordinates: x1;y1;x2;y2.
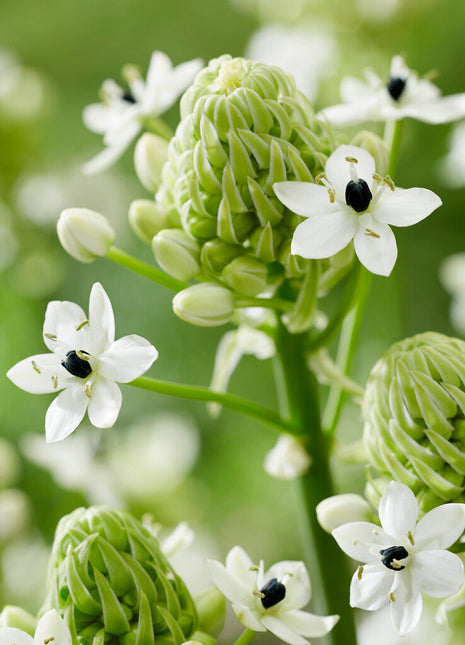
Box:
363;332;465;512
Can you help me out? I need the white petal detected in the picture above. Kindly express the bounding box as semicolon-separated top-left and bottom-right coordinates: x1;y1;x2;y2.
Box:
318;101;375;127
88;282;115;354
0;628;33;645
87;377;122;428
264;561;311;610
282;609;339;638
82;103;116;134
146;59;203;115
43;300;88;352
260;615;309;645
45;385;88;442
378;481;418;539
7;353;70;394
208;331;243;417
231;604;265;632
332;521;391;563
401;94;465;124
325;145;376;197
273;182;336;218
353;215;397;276
373;187;442;227
81;144;128;175
414;503;465;550
34;610;72;645
226;546;257;590
291;209;357;259
340;76;376;103
389;572;422;635
411;550;464;598
207;559;251;606
350;562;393;610
98;335;158;383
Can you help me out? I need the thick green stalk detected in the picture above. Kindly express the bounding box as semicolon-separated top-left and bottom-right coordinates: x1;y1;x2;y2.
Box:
232;629;256;645
275;324;357;645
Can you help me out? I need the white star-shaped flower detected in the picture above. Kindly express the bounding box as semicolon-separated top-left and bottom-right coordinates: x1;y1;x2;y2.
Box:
0;609;72;645
264;434;312;480
82;51;203;174
273;144;442;276
318;55;465;126
208;546;338;645
332;481;465;635
7;282;158;442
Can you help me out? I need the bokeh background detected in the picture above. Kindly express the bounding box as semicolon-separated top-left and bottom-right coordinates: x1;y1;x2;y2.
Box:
0;0;464;642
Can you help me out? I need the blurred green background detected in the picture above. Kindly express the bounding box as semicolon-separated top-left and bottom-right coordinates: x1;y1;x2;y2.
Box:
0;0;464;639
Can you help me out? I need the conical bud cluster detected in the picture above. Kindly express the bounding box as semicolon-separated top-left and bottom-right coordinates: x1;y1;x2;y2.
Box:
363;332;465;512
42;507;197;645
154;55;335;299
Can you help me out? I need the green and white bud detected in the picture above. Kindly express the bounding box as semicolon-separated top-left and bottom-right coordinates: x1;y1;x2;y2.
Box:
222;256;267;296
153;229;201;281
134;133;170;193
316;493;374;534
0;605;37;633
363;332;465;511
129;199;169;244
57;208;115;263
351;130;389;177
194;587;226;637
173;283;234;327
42;506;197;645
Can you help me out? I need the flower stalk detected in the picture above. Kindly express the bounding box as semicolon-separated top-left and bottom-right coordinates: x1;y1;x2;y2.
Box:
232;628;256;645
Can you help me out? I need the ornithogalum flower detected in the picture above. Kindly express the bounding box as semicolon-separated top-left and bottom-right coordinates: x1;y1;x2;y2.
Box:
263;434;312;480
82;51;202;174
7;283;158;442
273;145;442;276
318;55;465;126
332;481;465;635
208;546;338;645
0;609;72;645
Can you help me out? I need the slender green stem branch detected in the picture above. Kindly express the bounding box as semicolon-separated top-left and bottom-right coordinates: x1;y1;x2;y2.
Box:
106;246;188;292
143;116;174;141
129;376;297;435
384;119;404;177
235;296;294;312
232;628;256;645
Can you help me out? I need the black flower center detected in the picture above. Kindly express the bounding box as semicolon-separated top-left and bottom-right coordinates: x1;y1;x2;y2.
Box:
260;578;286;609
387;76;407;101
345;179;372;213
122;92;136;104
379;545;409;571
61;350;92;378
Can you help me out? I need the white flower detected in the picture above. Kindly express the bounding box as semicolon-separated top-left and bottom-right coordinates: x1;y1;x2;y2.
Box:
208;546;338;645
319;55;465;126
0;609;72;645
439;253;465;334
7;282;158;442
273;145;442;276
264;435;312;480
438;122;465;188
332;481;465;635
82;51;202;174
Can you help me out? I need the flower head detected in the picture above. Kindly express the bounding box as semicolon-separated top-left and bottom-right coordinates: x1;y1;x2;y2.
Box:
0;609;72;645
82;51;202;174
274;145;442;276
319;55;465;126
264;434;312;480
7;282;158;442
208;546;338;645
333;481;465;635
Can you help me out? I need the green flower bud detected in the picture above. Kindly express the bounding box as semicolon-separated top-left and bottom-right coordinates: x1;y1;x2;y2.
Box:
222;256;267;296
351;130;389;177
135;133;170;193
129;199;169;244
152;229;201;281
172;283;234;327
0;606;37;633
42;507;197;645
57;208;115;263
363;332;465;511
316;494;374;534
194;587;226;637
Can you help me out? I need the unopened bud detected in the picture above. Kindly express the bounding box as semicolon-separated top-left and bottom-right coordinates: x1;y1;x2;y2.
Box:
173;283;235;327
134;132;169;192
57;208;114;263
153;229;201;281
129;199;169;243
264;434;312;479
0;605;37;633
222;256;267;297
195;587;226;637
316;493;374;533
351;130;389;176
0;489;30;541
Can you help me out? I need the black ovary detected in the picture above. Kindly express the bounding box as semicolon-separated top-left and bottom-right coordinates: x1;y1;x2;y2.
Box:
379;545;408;571
345;179;372;213
61;350;92;378
122;92;136;103
260;578;286;609
387;76;407;101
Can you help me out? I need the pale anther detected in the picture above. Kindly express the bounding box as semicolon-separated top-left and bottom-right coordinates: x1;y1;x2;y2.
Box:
76;350;91;362
328;188;336;203
365;228;381;239
372;173;384;183
44;638;55;644
407;530;415;546
372;529;379;535
357;566;364;580
249;565;259;571
75;320;90;331
391;559;403;570
84;383;93;399
44;333;57;341
252;589;266;598
384;175;395;191
32;361;41;374
51;375;58;390
345;157;358;164
315;173;325;184
389;592;396;602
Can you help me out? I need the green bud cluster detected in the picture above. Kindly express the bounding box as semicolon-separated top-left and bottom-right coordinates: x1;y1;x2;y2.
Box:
363;332;465;512
153;55;339;310
42;507;197;645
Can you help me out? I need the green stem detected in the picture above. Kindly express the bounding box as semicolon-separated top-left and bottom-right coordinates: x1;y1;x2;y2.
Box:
232;628;256;645
275;324;357;645
384;119;404;177
143;116;175;141
106;246;188;292
129;376;297;435
235;296;294;312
